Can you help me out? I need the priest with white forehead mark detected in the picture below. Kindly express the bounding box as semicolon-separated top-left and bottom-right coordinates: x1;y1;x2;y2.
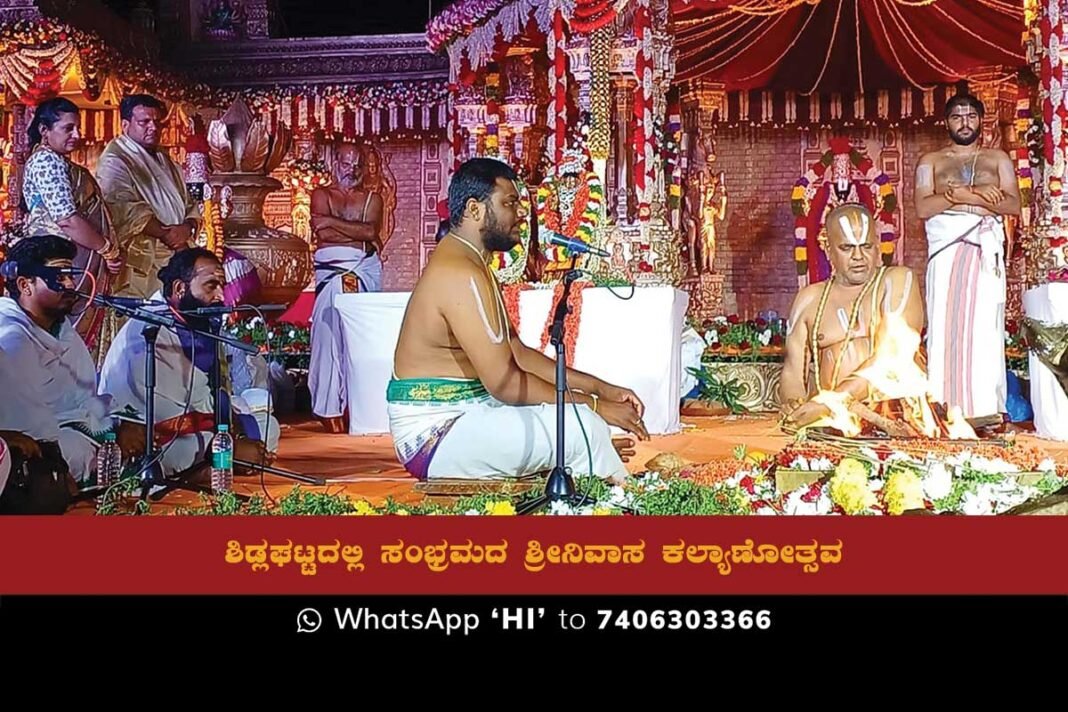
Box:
780;203;929;433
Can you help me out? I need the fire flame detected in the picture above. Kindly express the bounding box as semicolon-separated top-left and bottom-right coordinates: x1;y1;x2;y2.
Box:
805;310;976;439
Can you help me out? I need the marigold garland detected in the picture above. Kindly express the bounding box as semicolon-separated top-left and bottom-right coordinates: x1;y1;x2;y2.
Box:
791;141;897;285
535;170;603;272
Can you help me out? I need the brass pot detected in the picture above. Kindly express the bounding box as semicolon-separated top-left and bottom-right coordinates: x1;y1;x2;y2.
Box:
210;172;312;307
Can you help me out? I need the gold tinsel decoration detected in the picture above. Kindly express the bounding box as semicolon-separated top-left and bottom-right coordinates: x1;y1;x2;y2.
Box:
589;25;613;160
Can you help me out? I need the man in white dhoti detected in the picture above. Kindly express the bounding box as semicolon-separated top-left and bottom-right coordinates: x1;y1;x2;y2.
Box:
309;142;384;433
99;248;278;478
96;94;200;300
389;158;646;483
916;94;1019;422
0;236;142;483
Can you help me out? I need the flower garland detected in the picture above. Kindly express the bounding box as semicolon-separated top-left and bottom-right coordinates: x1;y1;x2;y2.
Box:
283;158;331;192
488;179;533;284
0;18;451;116
241;81;450;115
571;0;618;33
535;169;604;269
0;18;213;105
499;279;589;364
538;280;592;364
1037;0;1067;229
657;113;684;221
791;140;897;285
502;282;534;333
112;442;1065;517
1015;84;1036;229
588;26;613;161
426;0;514;53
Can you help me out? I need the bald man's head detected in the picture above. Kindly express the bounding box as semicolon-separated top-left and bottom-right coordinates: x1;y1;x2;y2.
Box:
823;203;880;285
333;142;366;188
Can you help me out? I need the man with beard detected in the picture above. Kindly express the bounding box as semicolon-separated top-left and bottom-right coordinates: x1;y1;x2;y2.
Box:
99;248;278;478
0;235;140;484
309;142;384;433
388;158;647;483
916;94;1019;422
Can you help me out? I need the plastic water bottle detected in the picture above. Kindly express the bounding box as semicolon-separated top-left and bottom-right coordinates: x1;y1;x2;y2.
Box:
96;431;123;489
211;424;234;494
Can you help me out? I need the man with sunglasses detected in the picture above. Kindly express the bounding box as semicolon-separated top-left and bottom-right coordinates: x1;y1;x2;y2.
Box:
0;235;142;486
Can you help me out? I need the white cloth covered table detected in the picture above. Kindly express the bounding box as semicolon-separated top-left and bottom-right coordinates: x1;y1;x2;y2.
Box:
335;286;689;435
1023;283;1068;441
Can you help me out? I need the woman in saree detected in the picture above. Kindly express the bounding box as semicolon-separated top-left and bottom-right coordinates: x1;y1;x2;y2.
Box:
20;97;123;362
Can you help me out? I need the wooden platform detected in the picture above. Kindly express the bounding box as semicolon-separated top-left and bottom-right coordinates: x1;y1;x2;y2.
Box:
68;413;1068;514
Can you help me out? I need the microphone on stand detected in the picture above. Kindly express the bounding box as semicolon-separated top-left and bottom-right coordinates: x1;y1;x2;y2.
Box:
66;290;167;309
546;232;611;258
180;304;287;316
69;292;167;309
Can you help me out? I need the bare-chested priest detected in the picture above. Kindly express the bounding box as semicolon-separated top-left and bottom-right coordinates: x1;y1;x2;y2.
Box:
916;93;1019;421
780;203;926;431
388;158;646;483
309;142;384;433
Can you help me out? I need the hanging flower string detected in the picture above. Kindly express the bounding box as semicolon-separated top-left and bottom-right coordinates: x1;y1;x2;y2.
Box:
536;168;604;268
1015;83;1035;229
791;141;897;284
502;282;534;333
538;280;592;365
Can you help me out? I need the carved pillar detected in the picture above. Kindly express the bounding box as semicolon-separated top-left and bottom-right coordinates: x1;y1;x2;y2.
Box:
8;104;28;223
679;79;729;318
502;52;536;175
612;78;636;222
565;36;591;115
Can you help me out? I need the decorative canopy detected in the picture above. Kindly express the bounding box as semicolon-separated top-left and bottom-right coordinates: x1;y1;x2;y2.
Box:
672;0;1026;92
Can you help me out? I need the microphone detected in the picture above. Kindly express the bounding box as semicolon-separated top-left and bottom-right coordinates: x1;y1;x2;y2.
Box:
546;232;610;258
181;304;288;316
68;291;167;309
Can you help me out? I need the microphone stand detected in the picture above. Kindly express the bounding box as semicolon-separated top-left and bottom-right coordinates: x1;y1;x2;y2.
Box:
517;263;589;515
74;294;241;503
80;294;321;506
207;316;324;486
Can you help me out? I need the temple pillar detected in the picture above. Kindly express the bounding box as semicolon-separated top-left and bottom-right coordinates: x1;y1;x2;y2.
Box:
612;77;636;222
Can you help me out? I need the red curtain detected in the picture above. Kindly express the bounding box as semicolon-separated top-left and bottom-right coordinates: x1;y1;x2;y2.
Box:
671;0;1025;92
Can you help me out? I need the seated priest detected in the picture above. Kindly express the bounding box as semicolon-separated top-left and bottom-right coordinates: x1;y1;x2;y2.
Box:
99;248;279;477
779;203;970;437
388;158;646;483
0;235;142;489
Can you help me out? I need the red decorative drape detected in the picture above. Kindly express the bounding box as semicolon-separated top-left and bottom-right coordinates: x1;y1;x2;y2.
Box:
671;0;1026;92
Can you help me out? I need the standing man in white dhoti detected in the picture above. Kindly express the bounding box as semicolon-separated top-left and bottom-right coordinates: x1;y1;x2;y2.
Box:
916;94;1019;422
309;142;384;433
96;94;200;300
389;158;645;483
0;236;142;483
99;248;278;478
